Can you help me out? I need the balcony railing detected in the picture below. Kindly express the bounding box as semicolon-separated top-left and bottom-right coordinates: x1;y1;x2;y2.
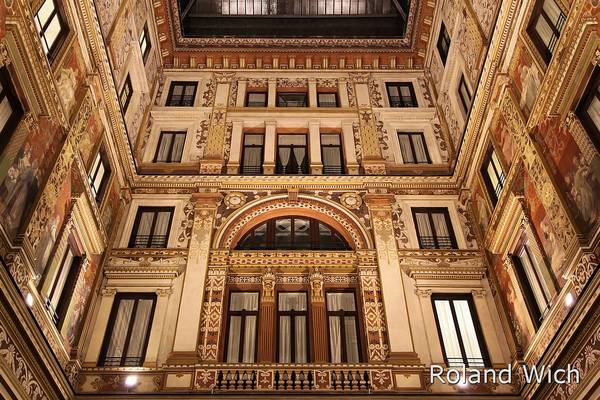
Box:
323;165;344;175
102;356;144;367
276;164;309;174
388;95;417;107
240;165;263;174
166;95;195;107
418;235;454;249
446;357;486;368
131;235;168;248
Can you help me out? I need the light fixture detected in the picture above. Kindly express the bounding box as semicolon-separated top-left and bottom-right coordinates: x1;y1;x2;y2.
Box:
125;375;138;387
565;292;575;307
25;293;34;307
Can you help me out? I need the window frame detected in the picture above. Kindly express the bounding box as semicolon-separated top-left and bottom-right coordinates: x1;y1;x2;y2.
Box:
139;23;151;62
397;132;431;164
166;81;198;107
98;293;157;367
276;134;309;174
240;133;264;174
224;290;260;363
276;291;310;363
34;0;69;62
385;82;418;108
457;74;472;115
411;207;458;249
0;66;24;155
576;66;600;153
120;74;133;114
276;91;308;107
153;131;187;163
320;133;345;175
88;147;111;204
317;92;339;108
436;21;451;65
325;290;362;364
128;206;174;248
431;293;491;368
526;0;567;63
480;147;506;205
245;91;268;107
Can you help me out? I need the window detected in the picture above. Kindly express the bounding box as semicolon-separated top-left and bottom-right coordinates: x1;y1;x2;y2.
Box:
42;246;82;328
276;135;308;174
317;92;338;107
34;0;67;60
437;22;451;65
511;244;554;329
225;292;259;363
246;92;267;107
457;74;472;115
278;292;309;363
0;67;24;155
277;92;307;107
327;292;361;363
88;149;111;203
527;0;566;62
398;132;431;164
412;208;457;249
128;207;174;248
236;217;350;250
576;66;600;153
241;134;264;174
154;131;186;163
432;294;489;368
120;75;133;113
166;82;197;106
139;24;151;62
481;148;506;204
321;133;344;174
99;293;156;367
386;82;418;107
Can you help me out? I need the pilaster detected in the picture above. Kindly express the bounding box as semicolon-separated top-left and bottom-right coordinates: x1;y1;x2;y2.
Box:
309;120;322;174
83;288;116;366
341;120;360;175
263;120;277;174
309;269;328;362
226;120;244;174
257;271;276;362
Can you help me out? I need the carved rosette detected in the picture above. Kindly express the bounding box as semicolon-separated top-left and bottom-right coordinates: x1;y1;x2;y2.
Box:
223;192;247;209
339;192;363;210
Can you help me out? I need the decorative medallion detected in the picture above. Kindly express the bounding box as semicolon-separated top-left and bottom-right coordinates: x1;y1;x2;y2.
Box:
223;192;246;209
340;192;363;210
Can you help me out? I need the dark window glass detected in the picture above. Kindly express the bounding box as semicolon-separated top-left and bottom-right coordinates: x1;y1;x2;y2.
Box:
99;293;156;367
276;134;308;174
317;92;338;107
88;149;111;203
458;74;472;115
129;207;174;248
241;134;264;174
34;0;67;60
120;75;133;113
226;292;259;363
326;292;361;363
527;0;566;62
43;247;82;328
432;294;489;368
278;292;309;363
166;82;197;106
321;133;344;175
398;132;431;164
0;67;24;155
246;92;267;107
386;82;417;107
412;208;457;249
236;217;350;251
154;131;186;163
437;22;451;65
139;24;151;62
481;148;506;204
576;66;600;153
277;92;307;107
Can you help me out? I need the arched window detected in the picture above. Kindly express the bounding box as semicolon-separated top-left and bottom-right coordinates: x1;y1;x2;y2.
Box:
236;217;350;250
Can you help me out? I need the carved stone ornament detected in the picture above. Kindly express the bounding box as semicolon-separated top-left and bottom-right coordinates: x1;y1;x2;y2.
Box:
223;192;247;209
340;192;363;210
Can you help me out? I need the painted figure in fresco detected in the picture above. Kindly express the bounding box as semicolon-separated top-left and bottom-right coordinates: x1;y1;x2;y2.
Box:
474;190;490;233
56;67;78;114
540;218;563;275
519;62;541;114
569;156;600;227
0;143;40;238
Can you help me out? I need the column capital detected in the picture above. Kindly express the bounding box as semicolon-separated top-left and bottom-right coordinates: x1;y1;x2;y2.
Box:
265;120;277;128
363;193;395;208
191;192;223;209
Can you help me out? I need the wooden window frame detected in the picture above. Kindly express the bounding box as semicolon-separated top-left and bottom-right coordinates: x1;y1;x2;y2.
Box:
0;66;24;155
397;132;432;164
526;0;567;63
457;74;472;115
411;207;458;249
34;0;69;62
224;291;260;363
139;23;151;62
276;291;310;363
128;206;174;248
240;133;264;174
44;244;83;329
385;82;418;108
317;92;339;108
153;131;186;163
88;147;111;204
576;66;600;153
325;290;362;364
166;81;198;107
276;92;308;107
320;133;345;175
120;75;133;114
436;21;451;65
98;293;157;367
480;147;506;205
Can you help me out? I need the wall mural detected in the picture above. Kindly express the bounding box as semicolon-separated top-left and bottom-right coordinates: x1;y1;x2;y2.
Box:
490;113;515;168
77;111;104;168
508;41;542;119
101;179;121;237
470;178;491;236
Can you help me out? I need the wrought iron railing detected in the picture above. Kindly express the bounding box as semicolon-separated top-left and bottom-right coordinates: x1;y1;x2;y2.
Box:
276;164;309;174
131;235;168;248
240;165;263;174
418;235;454;249
102;356;144;367
446;357;486;368
323;165;344;175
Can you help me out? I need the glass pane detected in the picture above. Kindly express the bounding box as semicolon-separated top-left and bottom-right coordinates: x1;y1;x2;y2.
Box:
344;316;360;363
293;218;311;249
588;96;600;130
92;162;105;196
453;300;484;367
328;316;342;363
326;292;356;311
105;299;135;364
50;248;74;308
319;93;337;106
156;134;173;162
399;134;414;163
242;315;257;363
275;218;292;248
226;315;241;362
412;135;428;163
36;0;55;26
278;135;306;145
279;315;291;363
230;292;259;311
247;93;266;105
238;223;267;249
0;95;12;131
244;134;264;145
124;299;154;365
171;134;186;162
519;247;548;312
44;15;61;50
434;300;463;367
542;0;562;27
321;133;340;145
387;85;399;97
279;292;307;311
296;315;307;363
535;17;554;49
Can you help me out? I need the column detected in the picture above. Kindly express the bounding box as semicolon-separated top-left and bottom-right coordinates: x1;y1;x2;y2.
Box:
309;270;328;362
338;78;350;108
471;289;505;367
83;288;116;366
257;271;276;362
197;264;227;362
309;120;322;174
169;192;222;364
236;79;247;107
341;120;359;175
308;78;318;108
144;288;172;367
263;120;277;174
268;78;277;107
365;193;420;364
226;120;244;174
415;289;444;365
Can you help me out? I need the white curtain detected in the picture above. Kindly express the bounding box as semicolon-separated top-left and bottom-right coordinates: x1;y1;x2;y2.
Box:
589;96;600;129
399;134;414;163
327;293;356;311
243;135;264;167
227;293;259;363
453;300;484;367
344;317;360;363
415;213;433;237
156;134;173;162
432;213;450;237
434;300;463;367
171;134;185;162
327;293;358;363
0;91;13;131
278;147;291;166
278;293;307;363
412;135;428;163
49;248;74;309
329;316;342;363
125;299;155;362
137;212;154;239
105;299;135;362
519;247;549;313
154;211;172;237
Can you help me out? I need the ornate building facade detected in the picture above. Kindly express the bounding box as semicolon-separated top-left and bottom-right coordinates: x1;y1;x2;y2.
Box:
0;0;598;398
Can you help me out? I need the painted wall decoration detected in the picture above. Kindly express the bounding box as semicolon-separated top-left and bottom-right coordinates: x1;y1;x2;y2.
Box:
101;179;121;237
55;46;86;117
77;111;104;168
508;42;542;119
470;178;491;236
490;113;515;168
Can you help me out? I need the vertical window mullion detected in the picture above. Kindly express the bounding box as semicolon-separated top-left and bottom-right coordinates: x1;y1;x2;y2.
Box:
238;312;247;362
449;300;470;366
147;211;158;247
427;212;439;249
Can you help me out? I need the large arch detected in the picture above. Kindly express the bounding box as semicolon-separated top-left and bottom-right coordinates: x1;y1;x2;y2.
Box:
215;194;372;250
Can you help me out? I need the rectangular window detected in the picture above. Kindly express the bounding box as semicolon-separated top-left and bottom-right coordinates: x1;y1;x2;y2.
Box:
166;81;197;107
321;133;344;175
276;134;308;174
412;207;457;249
43;247;82;328
398;132;431;164
576;66;600;153
432;294;489;368
128;207;174;248
437;22;451;65
0;67;24;155
386;82;418;107
241;134;264;174
154;131;186;163
481;148;506;204
317;92;339;107
246;92;267;107
278;292;308;363
511;244;554;329
34;0;67;60
527;0;566;62
88;149;111;203
226;292;259;363
327;292;360;363
139;24;151;62
120;75;133;113
277;92;308;107
99;293;156;367
458;74;472;115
